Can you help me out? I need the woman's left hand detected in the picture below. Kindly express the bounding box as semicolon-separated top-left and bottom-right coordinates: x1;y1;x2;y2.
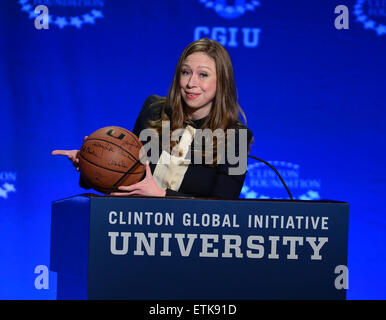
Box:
110;161;166;197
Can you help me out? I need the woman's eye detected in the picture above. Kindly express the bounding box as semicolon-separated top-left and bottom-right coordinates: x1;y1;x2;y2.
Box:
182;70;190;75
200;73;208;78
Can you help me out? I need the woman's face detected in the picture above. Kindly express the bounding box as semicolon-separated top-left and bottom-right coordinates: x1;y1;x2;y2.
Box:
179;52;217;120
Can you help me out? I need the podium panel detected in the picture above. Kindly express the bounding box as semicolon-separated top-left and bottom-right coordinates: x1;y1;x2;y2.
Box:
50;194;349;299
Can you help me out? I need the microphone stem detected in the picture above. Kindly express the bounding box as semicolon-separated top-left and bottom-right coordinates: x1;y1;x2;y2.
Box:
247;155;294;200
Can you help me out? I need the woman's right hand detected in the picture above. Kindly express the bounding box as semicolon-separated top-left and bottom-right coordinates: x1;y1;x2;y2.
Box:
51;136;88;171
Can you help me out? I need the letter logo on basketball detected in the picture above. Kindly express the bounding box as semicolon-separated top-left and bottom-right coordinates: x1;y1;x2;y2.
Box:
106;129;125;140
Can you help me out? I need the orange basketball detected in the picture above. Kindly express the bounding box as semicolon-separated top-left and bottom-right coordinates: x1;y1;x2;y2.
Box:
78;126;145;194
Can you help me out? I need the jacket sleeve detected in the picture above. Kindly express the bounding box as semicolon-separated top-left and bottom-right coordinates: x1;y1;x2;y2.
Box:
165;188;195;198
133;95;164;138
211;127;253;199
79;174;92;190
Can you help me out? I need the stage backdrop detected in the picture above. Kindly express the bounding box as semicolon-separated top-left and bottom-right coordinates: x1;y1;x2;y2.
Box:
0;0;385;299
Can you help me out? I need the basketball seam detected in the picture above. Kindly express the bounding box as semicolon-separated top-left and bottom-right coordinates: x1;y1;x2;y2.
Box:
119;128;143;148
79;153;143;175
84;137;139;162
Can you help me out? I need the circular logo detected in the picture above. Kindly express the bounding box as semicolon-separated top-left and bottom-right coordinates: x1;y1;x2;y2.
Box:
241;160;321;200
0;171;17;200
199;0;261;19
18;0;104;29
353;0;386;36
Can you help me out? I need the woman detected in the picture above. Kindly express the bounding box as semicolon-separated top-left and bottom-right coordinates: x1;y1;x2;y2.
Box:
52;38;253;199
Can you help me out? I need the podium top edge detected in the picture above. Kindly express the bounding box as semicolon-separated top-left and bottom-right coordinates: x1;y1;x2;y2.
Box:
52;193;349;205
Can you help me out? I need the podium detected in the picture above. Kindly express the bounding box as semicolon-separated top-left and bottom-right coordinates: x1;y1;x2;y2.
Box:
50;194;349;300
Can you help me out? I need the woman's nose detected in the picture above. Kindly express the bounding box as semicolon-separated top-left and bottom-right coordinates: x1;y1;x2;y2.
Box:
187;73;198;88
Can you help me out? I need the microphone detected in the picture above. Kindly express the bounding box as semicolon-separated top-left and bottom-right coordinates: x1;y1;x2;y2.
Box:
247;155;294;200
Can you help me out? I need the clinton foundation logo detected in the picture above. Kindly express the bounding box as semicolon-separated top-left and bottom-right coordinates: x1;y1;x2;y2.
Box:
195;0;262;47
18;0;104;29
199;0;261;19
353;0;386;36
241;161;321;200
0;172;17;199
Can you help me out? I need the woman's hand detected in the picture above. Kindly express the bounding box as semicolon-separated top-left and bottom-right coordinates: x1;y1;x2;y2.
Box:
111;162;166;197
51;136;87;171
51;149;81;170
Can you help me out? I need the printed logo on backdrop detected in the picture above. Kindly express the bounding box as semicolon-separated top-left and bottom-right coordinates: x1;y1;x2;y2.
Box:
241;161;321;200
200;0;261;19
195;0;262;47
0;172;17;199
18;0;104;29
353;0;386;36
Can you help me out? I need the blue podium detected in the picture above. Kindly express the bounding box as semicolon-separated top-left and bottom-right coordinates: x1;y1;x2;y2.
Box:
50;194;349;300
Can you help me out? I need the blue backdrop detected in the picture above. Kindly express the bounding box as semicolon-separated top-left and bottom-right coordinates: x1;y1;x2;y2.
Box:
0;0;385;299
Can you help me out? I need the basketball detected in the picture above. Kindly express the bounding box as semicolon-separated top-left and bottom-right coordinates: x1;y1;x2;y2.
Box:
78;126;145;194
